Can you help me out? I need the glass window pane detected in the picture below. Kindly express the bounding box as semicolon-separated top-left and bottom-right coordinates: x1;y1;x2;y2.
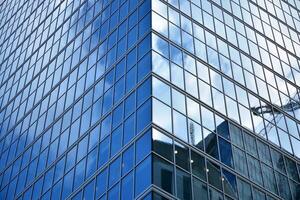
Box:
186;98;200;123
232;146;248;177
189;120;203;150
270;148;286;174
153;98;172;133
137;99;151;134
153;155;174;195
175;142;190;171
247;154;263;185
152;51;170;81
121;172;134;200
191;151;206;181
122;145;134;175
257;140;272;166
205;132;219;160
172;89;186;114
252;187;266;200
135;156;151;196
153;129;173;162
153;77;171;105
193;178;208;200
176;168;192;200
243;131;258;157
173;110;188;142
207;161;222;190
108;183;120;200
136;130;151;163
219;137;233;168
237;178;252;200
109;157;121;187
229;123;243;148
275;171;292;199
261;163;278;194
284;156;299;182
209;187;223;200
222;169;237;198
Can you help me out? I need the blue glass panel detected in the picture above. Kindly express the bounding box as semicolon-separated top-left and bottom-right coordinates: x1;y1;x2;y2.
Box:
122;145;134;175
219;137;233;167
83;180;95;200
111;125;123;156
135;156;151;196
138;52;151;82
124;114;135;145
96;168;108;198
109;157;121;187
98;137;110;168
137;78;151;106
137;99;151;134
121;172;134;200
108;183;120;200
136;130;151;163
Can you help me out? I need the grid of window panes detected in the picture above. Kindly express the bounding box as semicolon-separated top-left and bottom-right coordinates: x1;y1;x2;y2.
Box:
151;0;300;199
152;0;300;157
0;0;152;199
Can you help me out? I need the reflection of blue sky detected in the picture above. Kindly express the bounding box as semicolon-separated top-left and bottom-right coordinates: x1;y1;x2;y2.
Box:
152;51;170;81
186;98;200;123
153;77;171;105
153;98;172;133
0;1;112;194
152;0;300;157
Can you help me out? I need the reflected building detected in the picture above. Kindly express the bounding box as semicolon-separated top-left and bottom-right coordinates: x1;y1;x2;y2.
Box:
0;0;300;199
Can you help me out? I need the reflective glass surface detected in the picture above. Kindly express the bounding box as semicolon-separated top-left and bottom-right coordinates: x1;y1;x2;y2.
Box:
1;0;300;199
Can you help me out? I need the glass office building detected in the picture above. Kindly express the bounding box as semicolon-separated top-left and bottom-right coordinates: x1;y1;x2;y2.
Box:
0;0;300;199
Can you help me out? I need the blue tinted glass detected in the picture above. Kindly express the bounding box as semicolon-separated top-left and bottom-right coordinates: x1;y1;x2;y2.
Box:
109;157;121;187
223;169;237;198
116;58;126;80
136;130;151;163
129;11;138;29
138;35;151;59
122;145;134;176
98;137;110;167
138;52;151;82
128;26;138;48
216;120;230;139
137;78;151;106
219;137;233;167
124;114;135;145
32;178;43;199
108;183;120;200
127;48;137;70
121;172;134;200
96;169;108;198
113;103;124;129
86;148;97;178
72;191;82;200
102;89;113;114
83;180;95;200
170;45;183;66
125;93;136;118
139;13;151;38
111;125;123;156
137;99;151;134
61;169;74;199
101;114;112;139
126;66;137;92
120;2;129;21
51;180;62;199
135;156;151;196
74;158;86;189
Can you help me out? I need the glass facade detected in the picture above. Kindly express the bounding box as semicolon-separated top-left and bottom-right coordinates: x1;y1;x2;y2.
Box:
0;0;299;199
